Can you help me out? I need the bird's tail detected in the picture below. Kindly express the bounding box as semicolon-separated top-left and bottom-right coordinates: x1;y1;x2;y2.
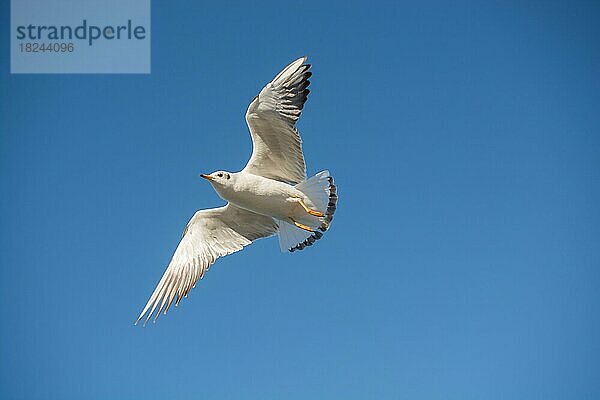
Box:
276;170;337;252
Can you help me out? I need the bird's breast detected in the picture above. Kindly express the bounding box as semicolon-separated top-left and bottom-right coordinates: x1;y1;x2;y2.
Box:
220;176;298;219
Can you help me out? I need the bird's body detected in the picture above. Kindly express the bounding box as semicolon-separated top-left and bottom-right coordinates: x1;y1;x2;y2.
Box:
212;172;317;225
137;57;338;324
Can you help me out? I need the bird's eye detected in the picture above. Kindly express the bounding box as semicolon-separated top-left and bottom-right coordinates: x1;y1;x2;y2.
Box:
217;173;222;177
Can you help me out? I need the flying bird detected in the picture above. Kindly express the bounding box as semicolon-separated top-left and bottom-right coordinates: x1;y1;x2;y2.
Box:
136;57;338;324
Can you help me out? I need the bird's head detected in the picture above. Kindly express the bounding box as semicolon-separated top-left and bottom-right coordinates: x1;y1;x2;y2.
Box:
200;170;233;187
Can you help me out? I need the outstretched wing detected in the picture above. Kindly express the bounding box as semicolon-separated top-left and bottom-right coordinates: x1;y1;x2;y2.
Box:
243;57;311;184
136;204;277;325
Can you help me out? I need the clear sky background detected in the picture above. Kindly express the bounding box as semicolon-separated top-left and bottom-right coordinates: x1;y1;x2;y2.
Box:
1;1;599;399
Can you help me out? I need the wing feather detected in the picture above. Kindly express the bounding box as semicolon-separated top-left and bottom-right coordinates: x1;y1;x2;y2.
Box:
243;57;312;184
136;204;277;325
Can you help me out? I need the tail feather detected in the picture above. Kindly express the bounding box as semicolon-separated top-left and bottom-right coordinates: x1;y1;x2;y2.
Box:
320;176;337;232
276;171;338;252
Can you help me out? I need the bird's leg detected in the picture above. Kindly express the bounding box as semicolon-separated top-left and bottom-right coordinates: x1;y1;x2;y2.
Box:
292;220;316;233
287;197;325;217
301;200;325;217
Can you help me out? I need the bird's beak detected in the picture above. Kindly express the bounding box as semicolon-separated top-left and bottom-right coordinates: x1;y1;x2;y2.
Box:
200;174;214;181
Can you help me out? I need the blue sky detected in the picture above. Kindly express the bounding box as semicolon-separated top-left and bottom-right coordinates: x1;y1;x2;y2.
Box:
1;1;599;399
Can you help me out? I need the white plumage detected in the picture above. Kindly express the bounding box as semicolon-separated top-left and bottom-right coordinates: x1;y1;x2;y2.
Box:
136;57;337;325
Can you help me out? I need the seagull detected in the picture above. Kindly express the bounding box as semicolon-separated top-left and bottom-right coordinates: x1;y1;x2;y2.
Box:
136;57;338;325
